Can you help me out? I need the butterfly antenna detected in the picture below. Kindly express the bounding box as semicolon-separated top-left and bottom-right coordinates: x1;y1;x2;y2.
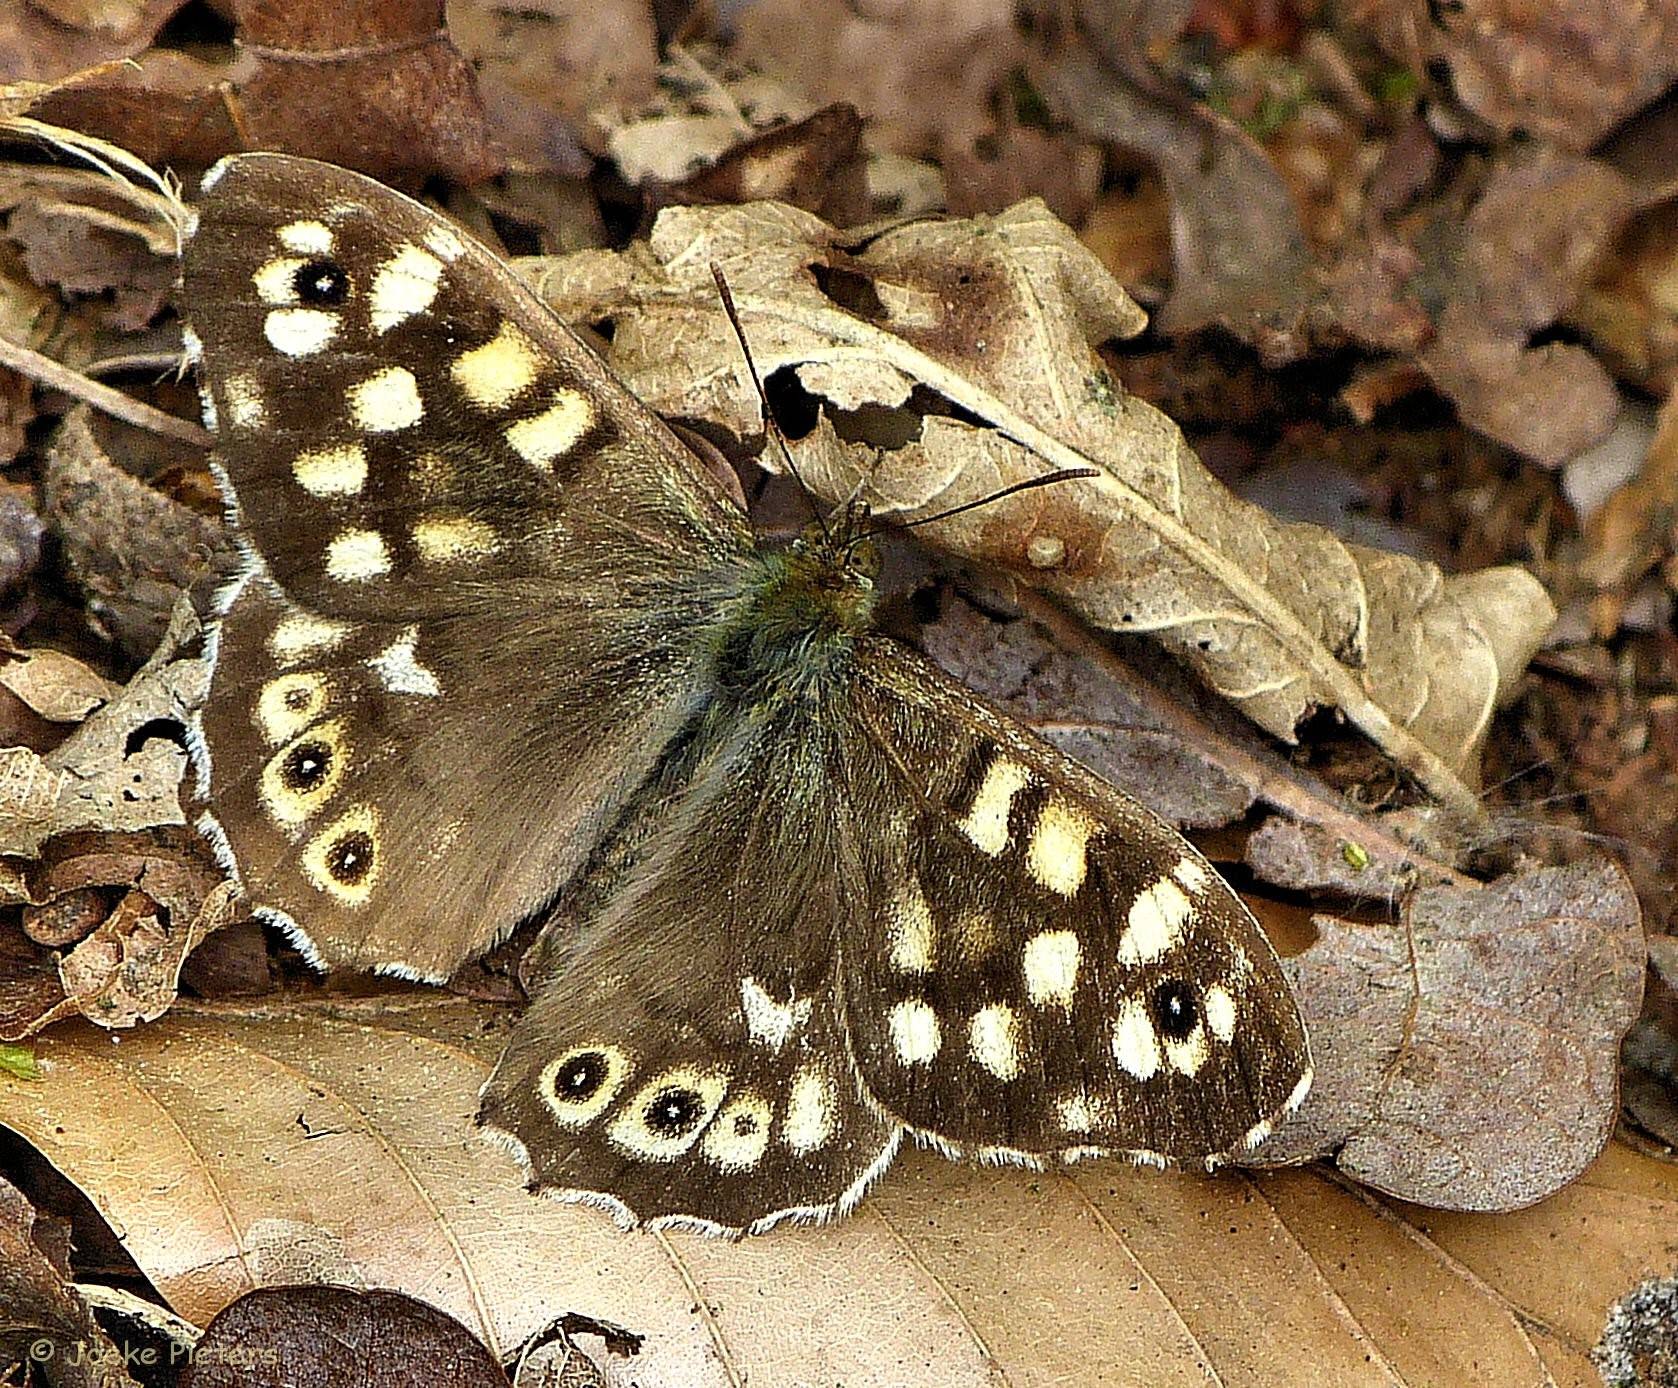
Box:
853;468;1100;547
710;264;830;542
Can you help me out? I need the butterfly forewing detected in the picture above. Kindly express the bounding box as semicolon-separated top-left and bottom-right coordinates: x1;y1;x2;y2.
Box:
185;154;753;978
841;638;1310;1163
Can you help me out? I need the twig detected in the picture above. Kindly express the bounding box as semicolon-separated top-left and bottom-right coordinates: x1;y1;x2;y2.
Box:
0;336;210;449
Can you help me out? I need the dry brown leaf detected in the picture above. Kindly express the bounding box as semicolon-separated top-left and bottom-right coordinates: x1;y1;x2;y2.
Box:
1579;387;1678;593
1351;0;1678;152
1414;147;1635;469
1266;860;1646;1212
43;407;232;661
0;604;207;858
0;646;117;722
446;0;656;169
525;197;1553;818
0;1171;141;1387
1038;54;1320;362
4;996;1675;1386
733;0;1024;161
181;1287;512;1388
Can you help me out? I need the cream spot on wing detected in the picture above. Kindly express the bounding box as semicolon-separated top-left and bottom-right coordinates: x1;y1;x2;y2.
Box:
887;881;935;973
1027;797;1098;896
368;244;444;333
252;256;303;304
424;223;466;262
224;373;267;428
255;672;329;746
348;365;423;433
268;613;351;663
507;389;593;469
412;515;497;563
606;1067;726;1162
264;308;338;357
888;999;941;1066
452;321;541;408
259;719;348;826
300;804;382;905
958;756;1029;855
292;443;367;497
1111;998;1161;1081
1118;876;1193;966
1022;929;1080;1008
368;625;440;697
277;220;333;254
968;1003;1022;1081
782;1064;836;1153
180;324;203;363
325;528;391;582
539;1045;631;1128
1173;855;1213;894
738;976;810;1052
1165;1025;1209;1077
1204;984;1237;1043
701;1092;773;1172
1056;1090;1113;1134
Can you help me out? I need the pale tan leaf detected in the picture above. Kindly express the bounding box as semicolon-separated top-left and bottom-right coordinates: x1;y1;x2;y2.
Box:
4;998;1673;1386
521;198;1554;819
0;617;206;858
0;647;117;722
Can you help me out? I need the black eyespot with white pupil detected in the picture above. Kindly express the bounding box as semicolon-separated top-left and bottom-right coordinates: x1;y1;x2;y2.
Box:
293;259;349;306
281;741;332;792
1153;980;1199;1041
325;829;374;885
552;1051;608;1102
646;1086;705;1138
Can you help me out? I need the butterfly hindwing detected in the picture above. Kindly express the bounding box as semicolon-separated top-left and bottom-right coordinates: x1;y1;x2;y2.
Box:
839;637;1311;1164
479;717;900;1234
185;154;753;978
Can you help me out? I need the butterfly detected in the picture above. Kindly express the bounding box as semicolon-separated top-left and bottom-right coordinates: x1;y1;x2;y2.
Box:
181;153;1311;1236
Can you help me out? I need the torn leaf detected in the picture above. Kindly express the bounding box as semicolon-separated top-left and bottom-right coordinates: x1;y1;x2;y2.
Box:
1264;858;1645;1211
525;195;1555;811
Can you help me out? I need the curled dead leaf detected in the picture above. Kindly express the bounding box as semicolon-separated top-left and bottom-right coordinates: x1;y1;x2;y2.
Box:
1267;859;1646;1212
527;196;1554;817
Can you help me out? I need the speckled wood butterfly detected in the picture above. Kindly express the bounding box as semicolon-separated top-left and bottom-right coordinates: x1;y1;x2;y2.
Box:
182;154;1311;1235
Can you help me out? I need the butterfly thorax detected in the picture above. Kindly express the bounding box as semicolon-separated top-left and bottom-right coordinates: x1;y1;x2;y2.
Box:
709;530;880;706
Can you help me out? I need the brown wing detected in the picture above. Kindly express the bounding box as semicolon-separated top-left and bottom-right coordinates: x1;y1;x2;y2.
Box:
185;154;753;979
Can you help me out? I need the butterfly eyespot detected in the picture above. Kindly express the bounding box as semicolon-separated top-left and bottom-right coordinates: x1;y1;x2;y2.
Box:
293;259;350;306
646;1086;706;1138
325;828;375;886
1153;980;1200;1041
281;740;333;792
552;1051;609;1101
539;1045;630;1127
